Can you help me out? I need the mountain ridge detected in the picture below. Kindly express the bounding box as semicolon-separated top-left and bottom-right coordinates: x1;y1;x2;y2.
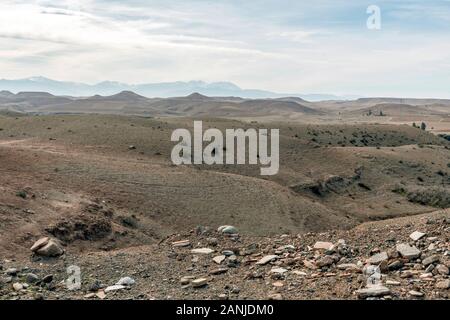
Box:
0;76;357;101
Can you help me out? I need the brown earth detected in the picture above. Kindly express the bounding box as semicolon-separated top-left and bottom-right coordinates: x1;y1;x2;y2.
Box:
0;112;449;300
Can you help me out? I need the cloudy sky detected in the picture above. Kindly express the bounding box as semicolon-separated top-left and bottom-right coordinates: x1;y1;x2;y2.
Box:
1;0;449;97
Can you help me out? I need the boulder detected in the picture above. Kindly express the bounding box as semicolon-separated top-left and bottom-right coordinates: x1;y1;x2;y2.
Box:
396;243;421;260
35;239;64;257
30;237;50;252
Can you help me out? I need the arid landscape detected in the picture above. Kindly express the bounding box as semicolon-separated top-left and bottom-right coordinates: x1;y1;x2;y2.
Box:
0;91;449;300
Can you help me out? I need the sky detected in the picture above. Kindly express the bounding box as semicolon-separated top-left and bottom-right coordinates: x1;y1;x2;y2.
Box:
0;0;449;98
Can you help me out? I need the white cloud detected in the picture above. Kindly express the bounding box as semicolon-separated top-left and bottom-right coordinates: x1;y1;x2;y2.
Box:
0;0;449;97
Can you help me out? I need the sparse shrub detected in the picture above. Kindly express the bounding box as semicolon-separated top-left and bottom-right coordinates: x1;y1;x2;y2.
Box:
407;187;450;208
119;215;139;229
421;122;427;131
16;190;27;199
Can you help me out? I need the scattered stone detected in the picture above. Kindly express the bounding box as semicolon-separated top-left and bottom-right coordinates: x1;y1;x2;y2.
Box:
180;276;195;285
256;255;278;265
227;255;239;267
210;268;228;275
419;273;433;279
222;250;234;256
96;291;106;299
5;268;18;276
191;278;208;288
272;281;284;288
270;267;288;274
385;280;401;286
213;255;226;265
436;264;449;275
355;286;390;298
313;241;334;251
408;290;424;297
12;282;23;291
191;248;214;254
292;271;308;276
218;225;238;234
368;252;389;264
35;239;64;257
436;279;450;290
388;260;403;271
104;284;126;293
396;243;421;260
207;238;219;246
422;255;439;266
409;231;426;241
316;256;334;268
172;240;191;248
337;263;360;272
25;273;40;284
268;293;283;300
303;260;318;270
40;275;53;285
116;277;135;286
30;237;50;252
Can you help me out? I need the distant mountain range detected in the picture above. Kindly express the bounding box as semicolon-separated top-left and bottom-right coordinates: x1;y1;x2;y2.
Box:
0;76;359;101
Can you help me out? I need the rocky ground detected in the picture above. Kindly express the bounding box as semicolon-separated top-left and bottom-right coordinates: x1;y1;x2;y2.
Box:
1;209;448;300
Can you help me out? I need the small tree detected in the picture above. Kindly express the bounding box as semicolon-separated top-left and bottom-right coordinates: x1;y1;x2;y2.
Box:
412;122;417;128
421;122;426;131
379;110;384;116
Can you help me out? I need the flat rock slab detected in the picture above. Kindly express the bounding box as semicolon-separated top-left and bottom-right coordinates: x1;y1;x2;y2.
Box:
409;231;426;241
396;243;421;260
313;241;334;251
104;285;126;293
191;248;214;254
368;252;389;264
191;278;208;288
256;255;278;265
172;240;191;247
270;267;288;274
213;255;226;264
422;255;440;266
355;286;390;298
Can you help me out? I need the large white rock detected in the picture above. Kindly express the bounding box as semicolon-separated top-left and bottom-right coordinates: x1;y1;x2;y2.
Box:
30;237;49;252
191;248;214;254
191;278;208;288
396;243;421;260
313;241;334;251
355;286;390;298
213;255;226;264
368;252;389;265
256;255;278;265
35;239;64;257
116;277;135;286
104;285;126;293
409;231;426;241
